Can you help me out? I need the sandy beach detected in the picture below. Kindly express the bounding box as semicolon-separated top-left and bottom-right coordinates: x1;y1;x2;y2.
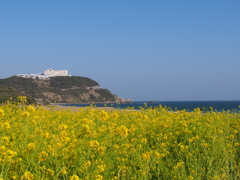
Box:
43;104;116;111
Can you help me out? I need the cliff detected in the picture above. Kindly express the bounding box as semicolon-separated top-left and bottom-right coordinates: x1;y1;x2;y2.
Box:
0;76;132;104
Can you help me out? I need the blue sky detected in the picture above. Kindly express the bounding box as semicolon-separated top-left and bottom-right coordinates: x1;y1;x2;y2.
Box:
1;1;239;101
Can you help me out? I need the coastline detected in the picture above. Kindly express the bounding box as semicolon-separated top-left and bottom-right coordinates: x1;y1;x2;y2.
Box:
49;100;240;112
43;104;116;111
50;101;132;106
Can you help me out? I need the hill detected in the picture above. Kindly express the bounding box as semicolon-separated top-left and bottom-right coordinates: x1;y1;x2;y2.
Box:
0;76;131;104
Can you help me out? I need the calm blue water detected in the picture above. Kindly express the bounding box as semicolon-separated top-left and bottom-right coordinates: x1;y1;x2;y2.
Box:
62;101;240;112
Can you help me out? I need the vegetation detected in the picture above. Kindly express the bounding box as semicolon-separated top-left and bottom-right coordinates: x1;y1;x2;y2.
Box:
0;86;35;104
49;76;99;89
0;99;240;179
95;89;116;102
0;76;117;103
0;76;38;94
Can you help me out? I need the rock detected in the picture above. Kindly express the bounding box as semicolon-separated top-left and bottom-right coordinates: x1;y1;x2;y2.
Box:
114;96;133;103
148;100;157;103
125;99;133;103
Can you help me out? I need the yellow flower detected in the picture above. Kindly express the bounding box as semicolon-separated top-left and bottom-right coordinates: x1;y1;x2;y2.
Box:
21;112;30;118
26;106;35;113
99;111;109;121
89;140;100;148
97;165;105;173
61;167;67;174
47;169;55;176
142;152;151;161
38;151;48;161
116;125;128;137
69;175;80;180
0;109;5;118
7;150;17;158
189;175;194;179
112;113;119;119
154;152;165;158
141;138;147;143
59;124;68;131
188;138;193;143
82;124;91;134
229;135;235;139
27;143;36;151
96;175;103;180
82;161;91;170
21;171;34;180
2;136;10;142
1;122;10;129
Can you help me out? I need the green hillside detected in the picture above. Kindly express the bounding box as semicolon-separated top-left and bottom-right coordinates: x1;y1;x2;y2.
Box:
49;76;99;89
0;86;35;104
0;76;118;104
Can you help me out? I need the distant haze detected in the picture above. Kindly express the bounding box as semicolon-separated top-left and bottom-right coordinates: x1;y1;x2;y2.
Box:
1;1;239;101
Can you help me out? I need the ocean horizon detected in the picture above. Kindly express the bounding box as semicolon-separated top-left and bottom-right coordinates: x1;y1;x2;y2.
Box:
62;100;240;112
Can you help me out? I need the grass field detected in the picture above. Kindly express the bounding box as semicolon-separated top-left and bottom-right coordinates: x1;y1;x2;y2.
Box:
0;97;240;179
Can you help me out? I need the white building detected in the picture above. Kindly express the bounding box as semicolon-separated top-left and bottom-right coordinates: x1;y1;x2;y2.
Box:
29;74;50;80
17;74;30;78
44;68;70;77
17;68;71;79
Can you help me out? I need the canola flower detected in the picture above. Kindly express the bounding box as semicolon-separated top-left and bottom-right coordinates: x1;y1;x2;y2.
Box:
0;98;239;179
0;109;5;118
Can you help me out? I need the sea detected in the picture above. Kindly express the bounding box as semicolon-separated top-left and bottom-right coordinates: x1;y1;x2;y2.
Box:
62;100;240;112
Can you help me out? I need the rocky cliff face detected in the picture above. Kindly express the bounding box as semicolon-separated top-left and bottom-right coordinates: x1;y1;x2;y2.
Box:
114;96;133;103
0;76;132;104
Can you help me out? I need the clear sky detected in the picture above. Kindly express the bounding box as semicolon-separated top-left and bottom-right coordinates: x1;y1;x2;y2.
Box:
1;1;239;101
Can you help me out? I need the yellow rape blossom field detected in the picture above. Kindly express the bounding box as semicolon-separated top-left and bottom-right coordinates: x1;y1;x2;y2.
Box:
0;97;240;179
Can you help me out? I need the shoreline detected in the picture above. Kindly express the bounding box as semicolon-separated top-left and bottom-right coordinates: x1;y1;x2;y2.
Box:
50;101;133;106
42;104;117;111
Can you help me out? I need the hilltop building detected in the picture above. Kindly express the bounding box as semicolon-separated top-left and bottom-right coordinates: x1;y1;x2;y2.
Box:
44;68;70;77
17;68;71;79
